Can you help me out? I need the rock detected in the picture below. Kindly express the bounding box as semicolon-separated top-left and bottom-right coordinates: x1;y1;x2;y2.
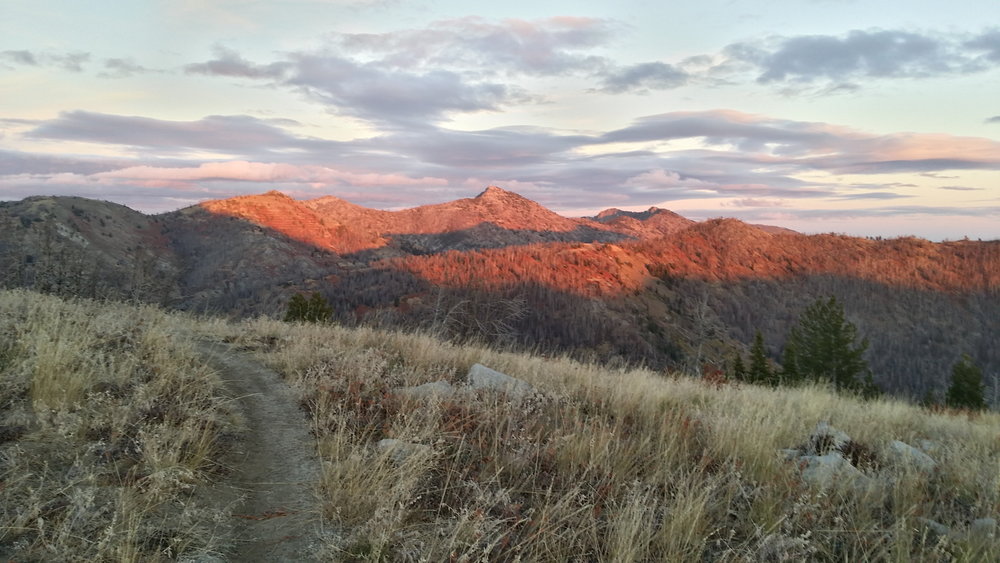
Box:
885;440;937;472
916;517;951;537
395;380;454;400
466;364;534;398
917;439;939;455
807;421;851;455
970;517;997;539
757;533;813;561
799;452;875;493
376;439;432;464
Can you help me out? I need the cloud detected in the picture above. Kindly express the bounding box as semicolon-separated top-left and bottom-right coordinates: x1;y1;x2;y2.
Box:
986;115;1000;124
1;50;38;66
751;30;953;83
596;62;689;93
0;50;89;71
726;198;786;207
99;58;155;78
332;16;614;76
939;185;983;191
598;110;1000;174
181;18;620;124
25;111;322;154
184;45;289;78
9;108;1000;222
285;53;525;124
836;191;913;200
966;29;1000;62
94;161;447;188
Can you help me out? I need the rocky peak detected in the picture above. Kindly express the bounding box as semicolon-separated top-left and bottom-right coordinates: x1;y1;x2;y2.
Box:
475;185;525;202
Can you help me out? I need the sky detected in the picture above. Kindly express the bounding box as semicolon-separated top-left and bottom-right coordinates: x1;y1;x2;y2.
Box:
1;0;999;240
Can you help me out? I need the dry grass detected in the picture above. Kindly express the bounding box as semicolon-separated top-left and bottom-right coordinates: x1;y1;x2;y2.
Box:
210;316;1000;562
4;289;996;561
0;289;239;561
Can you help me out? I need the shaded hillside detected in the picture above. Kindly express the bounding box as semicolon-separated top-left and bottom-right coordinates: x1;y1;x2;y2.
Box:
0;196;179;302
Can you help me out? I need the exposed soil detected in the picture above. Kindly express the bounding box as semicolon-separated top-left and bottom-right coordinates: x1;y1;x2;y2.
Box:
196;341;323;562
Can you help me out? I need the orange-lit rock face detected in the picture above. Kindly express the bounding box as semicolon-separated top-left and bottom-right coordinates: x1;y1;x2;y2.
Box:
196;189;999;299
202;186;622;254
199;191;342;251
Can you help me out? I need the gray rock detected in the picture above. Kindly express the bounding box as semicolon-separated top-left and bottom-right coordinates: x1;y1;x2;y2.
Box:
799;452;875;493
885;440;937;472
807;421;851;455
376;439;432;464
917;439;939;455
916;517;951;537
394;380;454;400
467;364;534;398
970;517;997;538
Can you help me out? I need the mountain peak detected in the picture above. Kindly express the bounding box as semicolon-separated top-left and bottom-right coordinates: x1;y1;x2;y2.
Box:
475;185;521;200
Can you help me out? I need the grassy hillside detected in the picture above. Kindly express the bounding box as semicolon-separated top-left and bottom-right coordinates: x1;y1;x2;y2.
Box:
1;289;998;561
0;290;238;561
217;317;1000;561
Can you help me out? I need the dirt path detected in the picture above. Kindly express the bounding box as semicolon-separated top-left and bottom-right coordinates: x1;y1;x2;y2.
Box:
197;341;323;562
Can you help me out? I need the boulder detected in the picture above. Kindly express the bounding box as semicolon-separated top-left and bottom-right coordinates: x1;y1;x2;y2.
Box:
394;380;455;400
799;452;875;493
807;421;851;455
467;364;534;398
970;517;997;539
885;440;937;472
916;517;951;537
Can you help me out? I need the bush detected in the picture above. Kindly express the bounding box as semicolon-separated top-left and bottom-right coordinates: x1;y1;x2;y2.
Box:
284;292;333;323
946;355;986;410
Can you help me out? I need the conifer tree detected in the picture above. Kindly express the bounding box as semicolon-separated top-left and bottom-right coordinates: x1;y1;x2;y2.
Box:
946;355;986;410
731;352;747;382
748;330;773;385
781;341;800;384
784;296;869;392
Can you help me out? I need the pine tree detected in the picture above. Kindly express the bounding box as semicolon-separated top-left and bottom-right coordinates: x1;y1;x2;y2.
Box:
748;330;774;385
781;339;800;384
785;296;869;392
945;355;986;410
731;352;747;382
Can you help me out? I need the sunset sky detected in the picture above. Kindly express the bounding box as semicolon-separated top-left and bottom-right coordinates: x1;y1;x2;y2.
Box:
2;0;999;240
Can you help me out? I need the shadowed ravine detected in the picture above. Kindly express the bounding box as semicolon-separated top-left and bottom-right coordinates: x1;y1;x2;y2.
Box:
196;341;323;562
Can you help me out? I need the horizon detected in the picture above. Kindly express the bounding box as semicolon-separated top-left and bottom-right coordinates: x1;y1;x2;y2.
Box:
2;1;999;241
10;186;997;243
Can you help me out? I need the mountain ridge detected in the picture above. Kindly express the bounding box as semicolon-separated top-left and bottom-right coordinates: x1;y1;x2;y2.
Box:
1;188;997;402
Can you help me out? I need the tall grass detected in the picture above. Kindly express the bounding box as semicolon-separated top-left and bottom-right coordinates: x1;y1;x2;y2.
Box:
212;316;999;561
0;290;238;561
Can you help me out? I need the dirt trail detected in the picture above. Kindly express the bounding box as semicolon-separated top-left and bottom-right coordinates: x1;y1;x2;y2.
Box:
197;341;323;562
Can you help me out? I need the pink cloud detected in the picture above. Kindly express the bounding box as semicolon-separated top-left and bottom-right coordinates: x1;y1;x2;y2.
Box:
93;161;448;187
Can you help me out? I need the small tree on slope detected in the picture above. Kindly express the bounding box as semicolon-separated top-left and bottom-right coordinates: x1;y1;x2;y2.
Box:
284;292;333;323
748;330;775;385
946;355;986;410
782;296;872;393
